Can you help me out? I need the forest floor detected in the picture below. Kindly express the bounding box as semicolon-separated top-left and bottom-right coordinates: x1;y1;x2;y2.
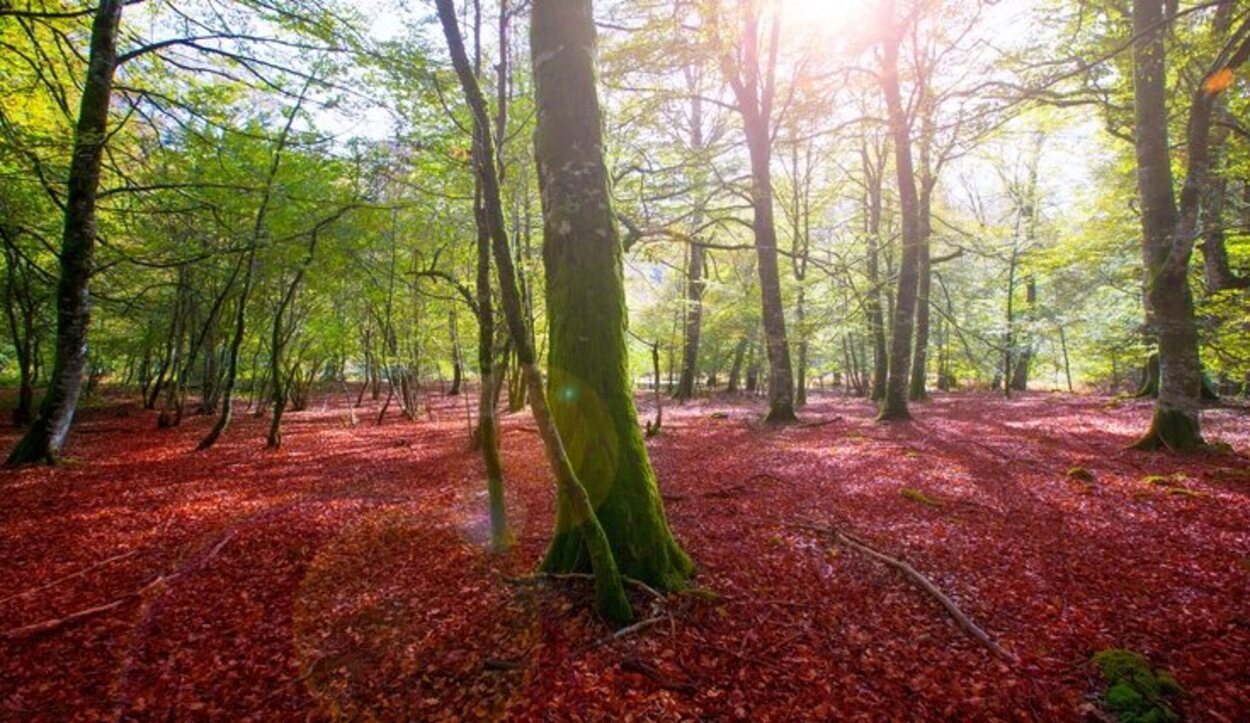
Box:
1;389;1248;721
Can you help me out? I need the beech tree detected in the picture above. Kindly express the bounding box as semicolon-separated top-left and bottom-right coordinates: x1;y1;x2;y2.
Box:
1128;0;1249;449
527;0;692;590
6;0;123;465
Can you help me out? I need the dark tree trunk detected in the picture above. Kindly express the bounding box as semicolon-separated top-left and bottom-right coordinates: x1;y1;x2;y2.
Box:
726;335;748;394
675;243;706;401
7;0;123;465
1010;275;1037;391
447;308;463;396
1128;0;1239;450
1;235;40;426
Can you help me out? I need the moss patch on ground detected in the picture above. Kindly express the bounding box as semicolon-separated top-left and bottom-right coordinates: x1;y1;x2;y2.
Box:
1093;648;1182;723
900;487;942;508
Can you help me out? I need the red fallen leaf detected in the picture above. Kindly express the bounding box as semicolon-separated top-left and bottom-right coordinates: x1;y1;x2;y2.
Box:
2;391;1249;719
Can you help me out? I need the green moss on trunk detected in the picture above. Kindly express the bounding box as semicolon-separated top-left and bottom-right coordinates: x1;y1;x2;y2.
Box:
531;0;692;591
1132;406;1204;452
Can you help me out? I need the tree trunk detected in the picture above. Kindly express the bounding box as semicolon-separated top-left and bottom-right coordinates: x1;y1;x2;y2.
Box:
528;0;692;591
1130;0;1210;450
1010;275;1036;391
675;89;707;403
863;145;889;402
726;335;748;394
200;81;311;450
447;308;463;396
7;0;123;465
438;0;672;622
675;243;706;402
878;5;923;422
471;0;512;551
717;2;795;422
908;187;933;401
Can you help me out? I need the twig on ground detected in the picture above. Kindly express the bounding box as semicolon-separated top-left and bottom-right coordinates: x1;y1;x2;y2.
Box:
612;615;667;640
0;549;138;605
796;522;1019;664
0;531;236;641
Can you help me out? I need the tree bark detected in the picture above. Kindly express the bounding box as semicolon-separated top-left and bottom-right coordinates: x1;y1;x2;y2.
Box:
528;0;692;592
675;88;707;403
7;0;124;465
715;1;796;422
862;144;889;402
1128;0;1235;450
439;0;670;622
878;3;923;422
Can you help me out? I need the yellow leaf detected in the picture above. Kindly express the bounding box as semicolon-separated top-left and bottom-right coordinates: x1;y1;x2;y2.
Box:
1204;67;1234;95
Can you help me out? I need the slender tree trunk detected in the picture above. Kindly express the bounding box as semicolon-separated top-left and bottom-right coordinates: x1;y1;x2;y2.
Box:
1010;275;1037;391
675;243;706;402
199;81;311;451
2;238;38;426
447;308;463;396
471;0;512;551
716;2;796;422
675;87;707;403
878;5;923;422
908;187;933;401
863;146;889;402
7;0;123;465
645;341;662;437
1059;324;1074;393
726;335;748;394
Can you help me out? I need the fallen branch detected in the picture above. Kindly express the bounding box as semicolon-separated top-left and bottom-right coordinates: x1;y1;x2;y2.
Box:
798;416;844;429
0;549;138;605
620;656;697;694
0;597;132;640
0;531;236;641
798;523;1019;663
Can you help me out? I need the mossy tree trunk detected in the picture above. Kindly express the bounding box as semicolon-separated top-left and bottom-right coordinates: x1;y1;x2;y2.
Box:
530;0;693;591
436;0;645;623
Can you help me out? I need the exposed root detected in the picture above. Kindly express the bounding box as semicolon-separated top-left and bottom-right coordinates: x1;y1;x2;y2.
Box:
505;571;665;603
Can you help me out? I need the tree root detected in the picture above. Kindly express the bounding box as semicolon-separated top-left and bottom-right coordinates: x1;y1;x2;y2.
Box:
797;522;1018;664
505;571;666;603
